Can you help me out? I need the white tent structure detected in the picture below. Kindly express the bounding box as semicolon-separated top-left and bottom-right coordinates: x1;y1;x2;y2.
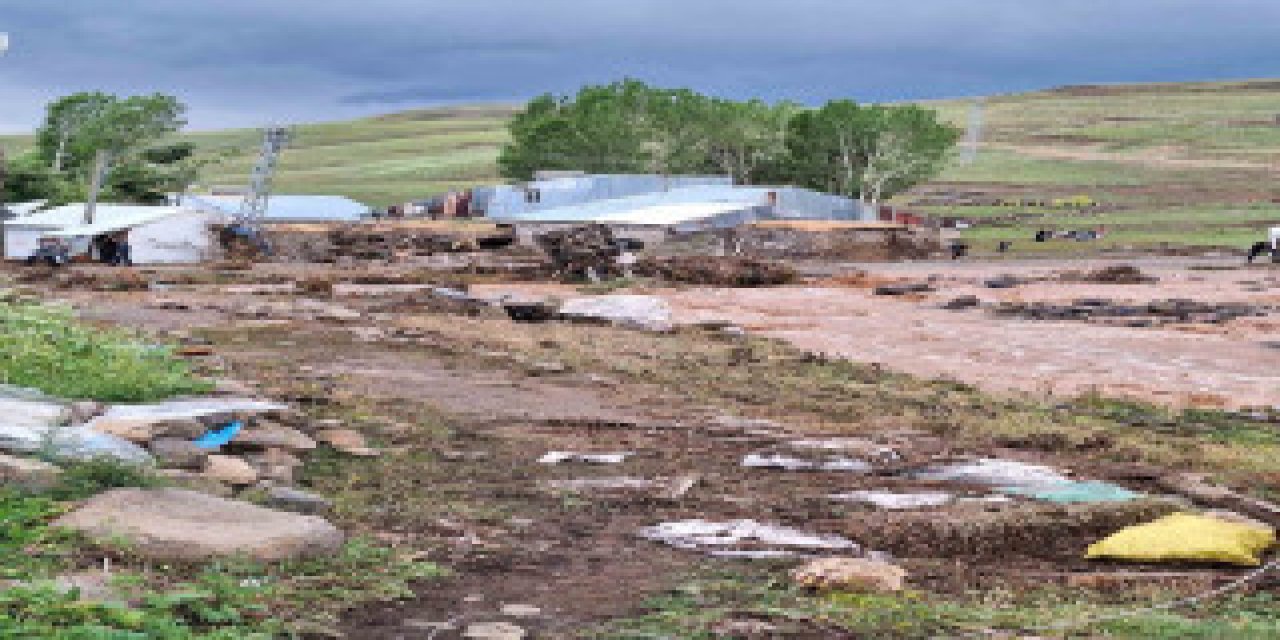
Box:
4;204;226;264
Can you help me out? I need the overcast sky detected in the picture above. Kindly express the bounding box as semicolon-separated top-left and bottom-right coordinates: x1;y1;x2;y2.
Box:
2;0;1278;132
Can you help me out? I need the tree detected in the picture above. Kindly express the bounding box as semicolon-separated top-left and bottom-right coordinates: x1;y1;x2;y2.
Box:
24;92;189;204
703;99;797;185
36;92;186;178
784;100;959;205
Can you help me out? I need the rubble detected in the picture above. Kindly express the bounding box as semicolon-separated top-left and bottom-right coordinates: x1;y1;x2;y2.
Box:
315;428;380;457
742;453;871;473
830;490;955;510
535;224;625;281
634;256;797;287
873;282;935;296
1061;264;1159;285
990;298;1272;326
54;488;344;561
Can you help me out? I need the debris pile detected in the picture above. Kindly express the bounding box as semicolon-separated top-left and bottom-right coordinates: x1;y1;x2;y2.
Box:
991;298;1272;326
634;256;797;287
536;225;626;281
327;227;475;261
1060;264;1159;285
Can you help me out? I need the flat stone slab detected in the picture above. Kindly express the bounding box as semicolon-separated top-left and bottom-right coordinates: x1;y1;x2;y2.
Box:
54;488;344;561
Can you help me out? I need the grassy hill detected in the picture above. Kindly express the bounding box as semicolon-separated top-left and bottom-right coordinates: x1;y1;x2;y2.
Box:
911;79;1280;253
1;104;518;209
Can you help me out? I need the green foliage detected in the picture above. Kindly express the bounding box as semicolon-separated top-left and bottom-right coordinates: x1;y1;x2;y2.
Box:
500;80;958;201
499;80;799;184
1;152;80;205
0;490;76;582
786;100;961;203
0;301;210;402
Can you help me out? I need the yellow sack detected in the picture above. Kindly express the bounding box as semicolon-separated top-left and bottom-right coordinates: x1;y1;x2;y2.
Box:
1086;513;1275;566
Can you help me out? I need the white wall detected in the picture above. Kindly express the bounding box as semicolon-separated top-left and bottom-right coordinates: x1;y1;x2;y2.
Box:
128;211;221;263
4;226;55;260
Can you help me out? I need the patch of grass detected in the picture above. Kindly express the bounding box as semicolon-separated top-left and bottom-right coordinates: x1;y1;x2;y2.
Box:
597;575;1280;639
0;300;211;402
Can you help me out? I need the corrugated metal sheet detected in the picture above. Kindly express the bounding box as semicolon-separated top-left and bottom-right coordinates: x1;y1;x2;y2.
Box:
483;174;732;218
8;204;196;229
182;194;370;222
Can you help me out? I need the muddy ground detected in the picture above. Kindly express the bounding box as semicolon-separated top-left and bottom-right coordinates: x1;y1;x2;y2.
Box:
480;257;1280;411
11;258;1278;638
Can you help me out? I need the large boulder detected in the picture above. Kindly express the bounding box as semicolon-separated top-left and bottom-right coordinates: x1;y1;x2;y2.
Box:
54;488;344;561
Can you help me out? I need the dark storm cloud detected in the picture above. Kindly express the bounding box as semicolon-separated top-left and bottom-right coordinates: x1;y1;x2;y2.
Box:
2;0;1279;131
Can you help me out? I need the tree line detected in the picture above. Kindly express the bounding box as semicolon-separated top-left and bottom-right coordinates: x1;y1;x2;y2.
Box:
3;92;196;206
499;80;962;206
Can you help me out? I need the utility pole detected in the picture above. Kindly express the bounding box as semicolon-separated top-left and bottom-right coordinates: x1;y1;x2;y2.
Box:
84;150;111;225
1;32;10;259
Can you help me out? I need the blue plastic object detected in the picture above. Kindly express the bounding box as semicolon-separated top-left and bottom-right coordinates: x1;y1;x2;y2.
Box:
999;481;1140;504
193;421;243;450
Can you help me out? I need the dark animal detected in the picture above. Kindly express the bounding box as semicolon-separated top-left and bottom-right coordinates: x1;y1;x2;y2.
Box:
1247;241;1274;264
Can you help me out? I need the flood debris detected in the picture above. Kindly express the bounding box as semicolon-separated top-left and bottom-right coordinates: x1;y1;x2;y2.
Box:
1061;264;1159;285
537;451;632;465
558;295;673;332
830;490;955;510
536;224;626;281
742;453;872;473
638;519;858;558
873;282;935;296
634;256;797;287
915;457;1072;488
991;298;1271;327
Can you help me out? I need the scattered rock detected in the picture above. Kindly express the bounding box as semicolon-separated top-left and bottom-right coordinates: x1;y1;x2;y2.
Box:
233;423;317;452
943;295;981;310
0;453;62;490
67;401;105;424
500;604;542;618
792;557;908;593
315;429;379;457
267;485;332;515
873;282;934;296
203;454;259;486
149;438;208;470
54;488;344;561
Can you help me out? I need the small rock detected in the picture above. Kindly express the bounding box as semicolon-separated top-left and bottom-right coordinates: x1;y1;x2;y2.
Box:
149;438;209;470
54;488;344;561
316;429;379;457
155;469;235;497
203;454;259;486
463;621;525;640
233;423;317;452
500;604;542;618
943;295;980;310
212;379;257;396
67;401;105;424
791;557;908;593
52;572;125;605
158;418;214;440
267;486;332;515
0;453;62;491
